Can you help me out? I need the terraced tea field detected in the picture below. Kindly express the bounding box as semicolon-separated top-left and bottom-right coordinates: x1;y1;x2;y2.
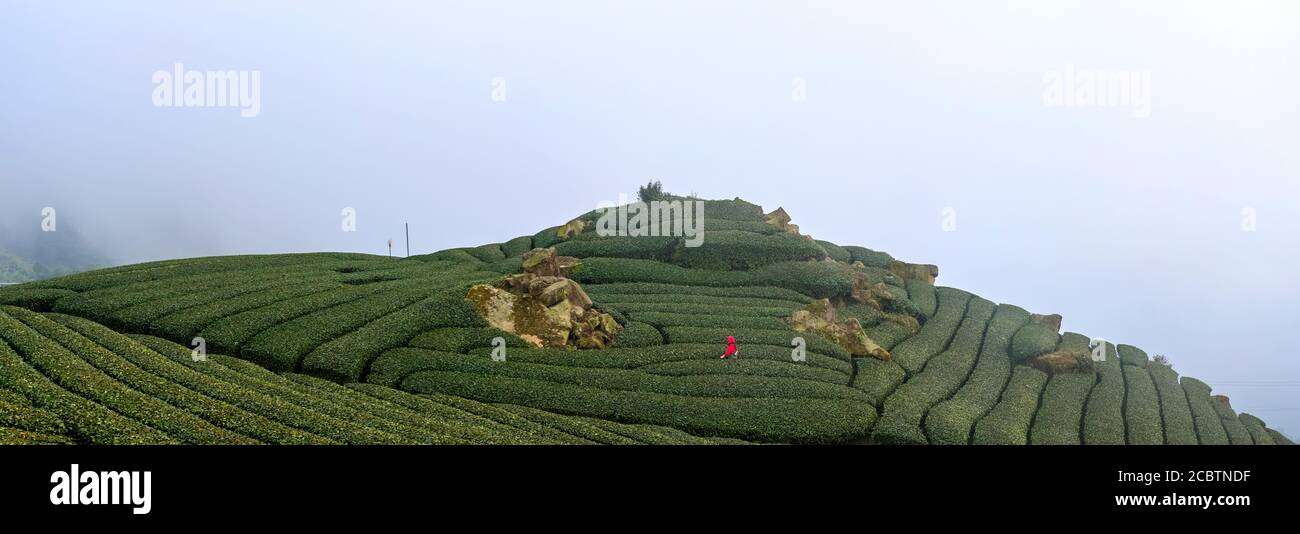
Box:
0;199;1291;445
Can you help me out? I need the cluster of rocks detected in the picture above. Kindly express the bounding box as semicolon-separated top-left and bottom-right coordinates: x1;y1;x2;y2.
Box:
1022;314;1092;375
787;299;891;360
465;248;621;349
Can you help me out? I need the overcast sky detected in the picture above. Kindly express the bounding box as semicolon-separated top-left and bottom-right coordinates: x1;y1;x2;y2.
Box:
2;1;1298;435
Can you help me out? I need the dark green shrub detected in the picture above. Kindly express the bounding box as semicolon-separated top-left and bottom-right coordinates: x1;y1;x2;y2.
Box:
0;287;76;311
593;292;804;310
662;326;849;360
750;261;855;299
1117;344;1149;367
703;219;780;235
1010;323;1058;363
408;327;528;353
0;396;67;436
1083;342;1125;444
1122;364;1163;444
302;287;487;382
465;244;506;263
1238;413;1276;445
905;280;937;317
1266;429;1293;445
671;231;826;270
843;246;894;268
852;358;906;407
873;297;994;444
1148;364;1197;445
0;308;240;444
415;391;591;444
612;321;663;347
699;199;764;221
198;282;396;354
50;315;334;444
925;304;1031;445
531;226;564;249
423;248;483;263
890;287;970;375
1181;377;1230;445
1029;372;1094;445
637;180;666;203
461;343;852;376
1208;395;1253;445
345;384;554;444
643;358;848;387
972;366;1048;445
0;332;171;444
862;320;915;350
400;370;874;444
628;311;788;331
585;282;812;303
554;235;679;261
501;236;534;257
815;240;851;262
494;404;635;444
148;281;343;341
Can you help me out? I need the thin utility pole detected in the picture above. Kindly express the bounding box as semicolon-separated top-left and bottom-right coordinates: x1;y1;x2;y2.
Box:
405;223;410;257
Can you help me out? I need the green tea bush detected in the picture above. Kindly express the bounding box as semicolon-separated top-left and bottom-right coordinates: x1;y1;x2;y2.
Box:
642;357;848;386
382;350;868;402
1009;323;1058;364
585;282;812;303
1147;364;1197;445
591;292;805;310
0;287;76;311
106;274;335;332
612;321;663;347
1117;344;1149;367
862;320;915;350
408;327;528;353
905;279;937;317
890;287;971;375
702;219;780;235
872;297;994;444
400;370;874;444
1181;377;1230;445
461;343;851;376
493;404;636;444
925;304;1031;445
302;287;486;382
421;248;483;264
0;333;169;444
851;358;906;407
0;308;243;444
0;395;67;436
1121;364;1163;444
1238;413;1276;445
466;244;506;263
815;240;851;263
843;246;894;268
671;231;827;270
628;311;788;331
1029;373;1094;445
531;226;564;249
971;366;1048;445
198;282;393;353
344;384;552;444
577;258;855;299
554;235;679;261
501;236;534;257
750;261;855;299
1208;395;1254;445
50;315;333;444
280;374;469;444
662;326;849;360
1266;429;1293;445
700;199;764;221
1083;343;1125;444
148;280;343;340
613;302;794;318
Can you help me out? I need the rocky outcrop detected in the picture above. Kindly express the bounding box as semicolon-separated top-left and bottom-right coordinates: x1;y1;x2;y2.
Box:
888;260;939;285
1027;350;1092;375
466;248;620;349
787;299;890;360
557;218;588;240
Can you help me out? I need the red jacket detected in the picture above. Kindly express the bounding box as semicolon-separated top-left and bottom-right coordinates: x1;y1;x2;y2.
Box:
723;336;737;356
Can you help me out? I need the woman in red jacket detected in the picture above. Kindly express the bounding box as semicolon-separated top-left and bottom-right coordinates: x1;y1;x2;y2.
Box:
720;335;739;360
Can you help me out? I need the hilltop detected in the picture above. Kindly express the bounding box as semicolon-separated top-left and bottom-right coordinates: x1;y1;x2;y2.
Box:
0;196;1290;445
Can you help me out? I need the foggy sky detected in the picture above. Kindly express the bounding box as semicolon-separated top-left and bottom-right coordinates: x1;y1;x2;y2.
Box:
2;1;1298;434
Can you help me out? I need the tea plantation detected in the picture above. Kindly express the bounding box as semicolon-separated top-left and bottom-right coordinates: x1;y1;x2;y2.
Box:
0;199;1291;445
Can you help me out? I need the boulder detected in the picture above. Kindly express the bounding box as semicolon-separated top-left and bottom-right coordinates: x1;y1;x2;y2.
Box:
787;298;890;360
888;260;939;284
1027;350;1091;375
465;248;618;350
557;218;588;239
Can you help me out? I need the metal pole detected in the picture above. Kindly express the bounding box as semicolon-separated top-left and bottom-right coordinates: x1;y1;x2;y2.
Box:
405;223;410;257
